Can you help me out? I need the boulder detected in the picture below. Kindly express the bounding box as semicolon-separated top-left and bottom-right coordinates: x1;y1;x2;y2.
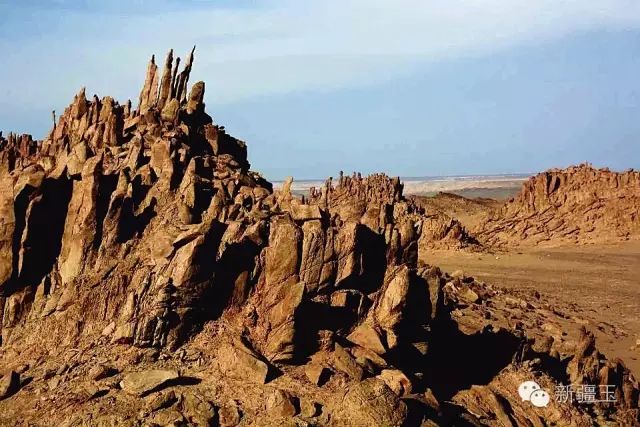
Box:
333;343;364;381
148;409;186;426
180;391;216;425
347;323;386;355
299;399;320;418
377;369;412;396
217;340;271;384
333;378;407;426
120;370;179;396
265;389;297;417
218;401;242;427
289;202;322;221
458;287;480;304
87;364;117;381
146;390;178;412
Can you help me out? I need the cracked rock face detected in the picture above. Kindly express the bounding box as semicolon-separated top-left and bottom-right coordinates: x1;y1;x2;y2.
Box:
0;50;638;426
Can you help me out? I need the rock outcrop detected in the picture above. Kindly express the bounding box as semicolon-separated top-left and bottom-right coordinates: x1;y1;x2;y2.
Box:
476;164;640;246
0;51;638;426
305;171;480;255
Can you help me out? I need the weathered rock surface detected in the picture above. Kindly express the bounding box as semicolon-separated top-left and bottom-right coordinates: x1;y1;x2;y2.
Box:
0;50;637;427
333;378;408;426
216;339;272;384
476;164;640;246
120;369;179;396
265;388;297;418
305;171;480;254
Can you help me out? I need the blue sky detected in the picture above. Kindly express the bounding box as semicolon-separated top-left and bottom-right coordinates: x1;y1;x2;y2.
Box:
1;0;639;179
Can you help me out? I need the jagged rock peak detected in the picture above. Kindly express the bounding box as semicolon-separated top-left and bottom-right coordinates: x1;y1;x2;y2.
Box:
296;171;478;250
307;171;404;209
138;46;197;114
0;132;38;172
516;163;639;209
0;47;246;177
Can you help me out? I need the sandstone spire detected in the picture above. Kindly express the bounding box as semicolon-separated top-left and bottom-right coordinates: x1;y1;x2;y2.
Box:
175;46;196;104
186;81;205;114
137;54;159;113
170;56;181;99
156;49;174;110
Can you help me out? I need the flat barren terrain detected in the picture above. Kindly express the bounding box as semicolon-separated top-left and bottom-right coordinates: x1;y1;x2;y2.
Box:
427;240;640;377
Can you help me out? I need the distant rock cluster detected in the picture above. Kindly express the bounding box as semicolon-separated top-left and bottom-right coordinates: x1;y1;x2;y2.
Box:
0;50;638;426
305;171;479;252
476;164;640;246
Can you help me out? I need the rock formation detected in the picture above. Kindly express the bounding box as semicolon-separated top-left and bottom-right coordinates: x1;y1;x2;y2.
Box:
305;171;480;254
0;51;638;426
476;164;640;246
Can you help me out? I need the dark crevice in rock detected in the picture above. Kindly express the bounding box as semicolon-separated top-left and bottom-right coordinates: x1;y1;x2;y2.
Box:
131;175;153;209
424;316;523;401
117;197;157;243
358;226;388;294
10;187;32;289
212;239;262;319
524;347;570;385
134;198;157;237
192;185;214;224
401;273;432;334
294;301;357;362
494;392;520;426
334;226;387;294
18;177;72;290
2;183;46;296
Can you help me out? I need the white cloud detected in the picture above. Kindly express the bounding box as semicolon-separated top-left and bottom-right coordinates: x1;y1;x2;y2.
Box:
2;0;640;111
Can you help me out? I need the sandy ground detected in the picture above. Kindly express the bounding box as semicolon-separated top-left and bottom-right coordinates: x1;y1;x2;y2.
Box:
426;241;640;377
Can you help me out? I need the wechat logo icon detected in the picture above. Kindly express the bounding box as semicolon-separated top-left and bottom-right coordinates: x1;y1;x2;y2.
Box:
518;380;550;408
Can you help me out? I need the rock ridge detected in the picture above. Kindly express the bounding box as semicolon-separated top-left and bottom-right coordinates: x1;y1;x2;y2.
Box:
476;163;640;246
